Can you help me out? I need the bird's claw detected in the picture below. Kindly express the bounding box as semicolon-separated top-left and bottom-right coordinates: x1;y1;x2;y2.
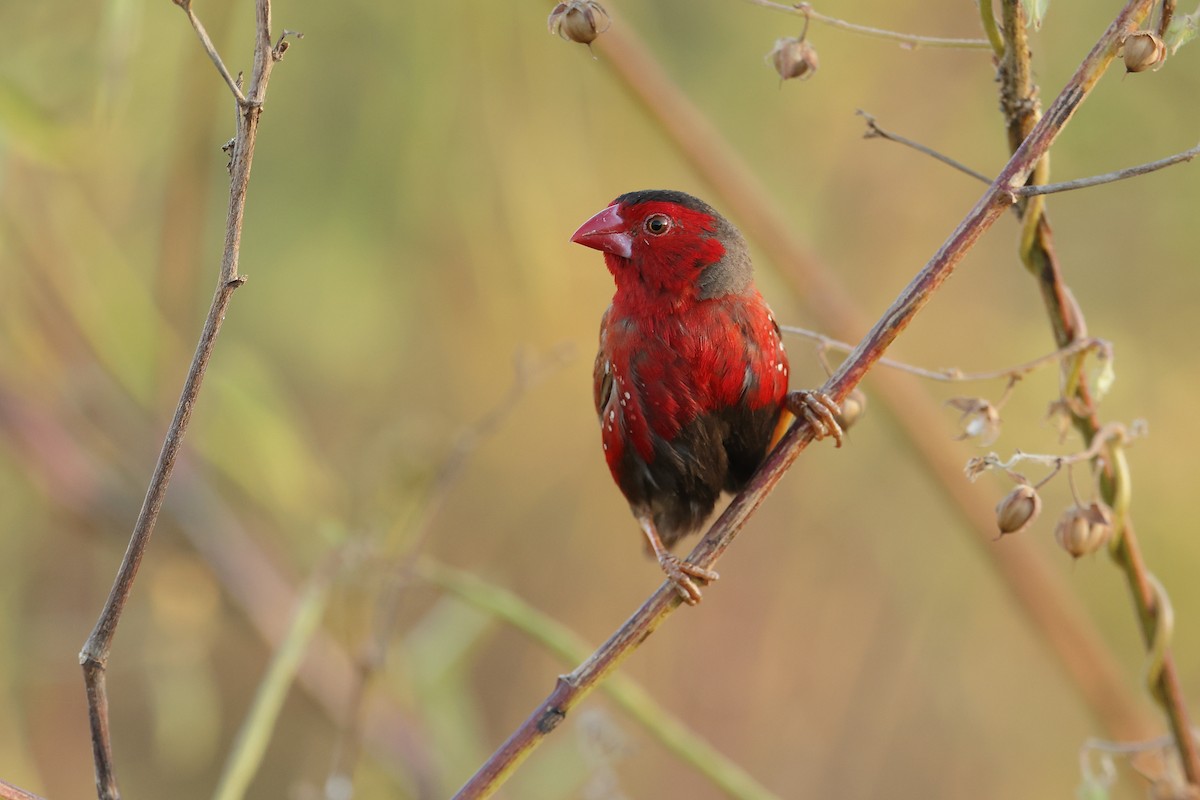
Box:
786;390;844;448
657;552;719;606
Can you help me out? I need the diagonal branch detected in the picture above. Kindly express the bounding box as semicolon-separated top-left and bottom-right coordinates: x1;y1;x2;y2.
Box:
0;780;45;800
593;0;1152;746
77;2;288;798
451;1;1154;796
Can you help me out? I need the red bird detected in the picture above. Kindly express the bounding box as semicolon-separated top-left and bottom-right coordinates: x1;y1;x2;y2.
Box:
571;190;842;604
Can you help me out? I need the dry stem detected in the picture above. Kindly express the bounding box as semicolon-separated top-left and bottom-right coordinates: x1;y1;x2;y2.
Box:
745;0;992;48
781;324;1111;384
452;2;1153;796
995;0;1199;784
76;2;284;798
592;0;1153;767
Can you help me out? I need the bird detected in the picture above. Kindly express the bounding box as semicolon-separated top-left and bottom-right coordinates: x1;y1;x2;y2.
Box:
570;189;842;605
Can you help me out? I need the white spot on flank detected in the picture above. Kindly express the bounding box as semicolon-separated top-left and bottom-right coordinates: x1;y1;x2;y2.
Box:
603;443;608;451
623;391;631;400
776;363;784;372
609;410;615;421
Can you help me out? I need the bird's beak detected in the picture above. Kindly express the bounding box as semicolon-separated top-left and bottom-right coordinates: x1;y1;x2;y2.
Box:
570;204;633;259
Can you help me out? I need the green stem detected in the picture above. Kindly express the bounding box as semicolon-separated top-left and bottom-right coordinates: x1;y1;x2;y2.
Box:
979;0;1006;55
212;560;335;800
420;560;780;800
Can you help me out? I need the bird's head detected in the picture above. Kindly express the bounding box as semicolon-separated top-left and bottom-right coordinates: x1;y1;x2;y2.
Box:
570;190;753;305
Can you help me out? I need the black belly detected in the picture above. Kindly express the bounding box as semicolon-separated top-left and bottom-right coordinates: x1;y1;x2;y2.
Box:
616;403;781;547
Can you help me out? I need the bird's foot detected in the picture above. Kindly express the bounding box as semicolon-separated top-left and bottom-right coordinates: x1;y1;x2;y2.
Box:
786;390;844;448
657;552;719;606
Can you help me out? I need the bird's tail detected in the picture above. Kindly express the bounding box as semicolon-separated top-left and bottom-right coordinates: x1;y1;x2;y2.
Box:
768;408;796;451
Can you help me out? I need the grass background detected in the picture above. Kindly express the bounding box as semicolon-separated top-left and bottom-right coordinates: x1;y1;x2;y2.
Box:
1;0;1199;797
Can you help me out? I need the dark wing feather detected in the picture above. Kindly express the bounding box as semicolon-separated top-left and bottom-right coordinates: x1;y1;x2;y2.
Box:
593;305;615;419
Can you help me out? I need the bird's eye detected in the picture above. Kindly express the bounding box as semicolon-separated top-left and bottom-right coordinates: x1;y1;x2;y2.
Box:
643;214;672;236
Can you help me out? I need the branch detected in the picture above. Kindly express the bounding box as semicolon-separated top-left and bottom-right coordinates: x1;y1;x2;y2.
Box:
1016;142;1200;195
77;2;289;798
174;0;248;106
580;0;1154;768
780;324;1111;384
859;110;993;183
965;421;1145;480
0;781;45;800
862;111;1200;197
452;2;1153;796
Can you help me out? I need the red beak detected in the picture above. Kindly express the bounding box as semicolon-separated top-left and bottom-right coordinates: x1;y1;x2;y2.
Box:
570;204;632;259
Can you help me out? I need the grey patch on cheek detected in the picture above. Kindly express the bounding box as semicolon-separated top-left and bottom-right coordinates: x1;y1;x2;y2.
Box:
697;217;753;299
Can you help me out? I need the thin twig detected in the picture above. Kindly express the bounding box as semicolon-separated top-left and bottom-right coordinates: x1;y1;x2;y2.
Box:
1084;731;1200;757
452;2;1153;796
859;110;993;184
1016;143;1200;195
743;0;993;49
780;323;1110;383
174;0;248;106
965;421;1143;478
863;112;1200;197
77;3;286;798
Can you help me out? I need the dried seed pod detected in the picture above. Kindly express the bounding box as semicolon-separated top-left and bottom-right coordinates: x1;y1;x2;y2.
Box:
548;1;611;46
946;396;1002;446
768;37;819;81
1054;502;1113;559
995;484;1042;536
1123;31;1167;72
835;389;867;431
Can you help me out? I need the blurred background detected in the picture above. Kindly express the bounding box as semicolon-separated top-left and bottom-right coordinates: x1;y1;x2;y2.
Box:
2;0;1199;797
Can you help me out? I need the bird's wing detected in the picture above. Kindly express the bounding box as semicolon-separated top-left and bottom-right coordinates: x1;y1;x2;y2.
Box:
593;305;616;419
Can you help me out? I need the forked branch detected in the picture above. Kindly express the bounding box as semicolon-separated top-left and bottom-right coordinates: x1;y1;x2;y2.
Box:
77;2;290;798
